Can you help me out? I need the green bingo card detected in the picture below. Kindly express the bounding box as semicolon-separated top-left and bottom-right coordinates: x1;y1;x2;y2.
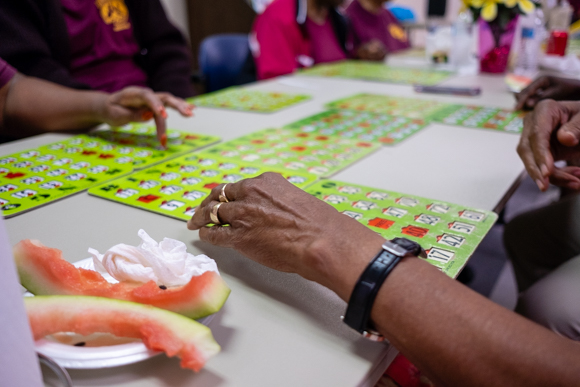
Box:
283;109;428;145
189;88;311;113
431;105;525;133
88;154;318;221
87;125;221;168
305;180;497;278
326;93;456;120
200;128;381;177
0;144;134;217
300;61;452;85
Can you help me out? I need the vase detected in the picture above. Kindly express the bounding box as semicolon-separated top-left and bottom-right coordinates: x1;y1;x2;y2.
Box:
478;16;518;74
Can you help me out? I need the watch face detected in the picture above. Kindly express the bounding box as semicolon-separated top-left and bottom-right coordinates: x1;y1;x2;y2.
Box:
392;237;425;257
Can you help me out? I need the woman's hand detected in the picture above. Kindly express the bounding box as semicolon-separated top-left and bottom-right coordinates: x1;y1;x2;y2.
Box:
99;87;194;147
187;173;385;299
518;99;580;191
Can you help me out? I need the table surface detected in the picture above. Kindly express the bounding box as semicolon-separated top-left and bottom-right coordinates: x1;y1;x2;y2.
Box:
3;63;524;387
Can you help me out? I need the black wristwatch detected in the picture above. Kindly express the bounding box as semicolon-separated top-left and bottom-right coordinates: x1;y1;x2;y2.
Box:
342;237;426;341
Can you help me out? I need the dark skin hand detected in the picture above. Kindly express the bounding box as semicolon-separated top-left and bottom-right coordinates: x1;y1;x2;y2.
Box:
0;75;194;146
518;99;580;191
356;39;388;61
188;173;580;386
515;75;580;111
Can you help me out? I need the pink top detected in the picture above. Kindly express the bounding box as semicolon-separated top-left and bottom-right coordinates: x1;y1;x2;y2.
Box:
61;0;148;93
346;0;410;53
305;17;348;64
0;58;16;88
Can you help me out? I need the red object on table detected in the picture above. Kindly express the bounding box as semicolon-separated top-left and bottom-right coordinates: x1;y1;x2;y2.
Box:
546;30;568;56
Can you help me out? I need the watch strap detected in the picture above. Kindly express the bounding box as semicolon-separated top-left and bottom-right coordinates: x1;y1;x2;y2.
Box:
342;247;400;341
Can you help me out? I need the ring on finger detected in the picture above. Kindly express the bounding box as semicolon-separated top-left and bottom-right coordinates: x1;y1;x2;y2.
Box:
210;203;223;225
219;184;230;203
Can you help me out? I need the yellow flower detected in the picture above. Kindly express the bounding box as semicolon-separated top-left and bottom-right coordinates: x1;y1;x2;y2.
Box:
504;0;535;14
472;0;505;21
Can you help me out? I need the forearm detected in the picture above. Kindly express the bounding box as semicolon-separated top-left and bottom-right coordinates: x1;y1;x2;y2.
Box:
3;75;106;137
317;237;580;386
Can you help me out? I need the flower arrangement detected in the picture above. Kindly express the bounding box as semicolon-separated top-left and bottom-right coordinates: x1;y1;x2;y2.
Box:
463;0;536;27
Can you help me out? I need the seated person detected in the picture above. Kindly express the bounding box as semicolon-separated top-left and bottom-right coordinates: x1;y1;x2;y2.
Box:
187;101;580;384
515;76;580;110
0;57;193;145
251;0;351;79
0;0;194;98
346;0;411;60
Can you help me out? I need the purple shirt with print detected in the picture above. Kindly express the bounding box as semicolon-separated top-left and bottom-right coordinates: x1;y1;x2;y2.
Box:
305;17;348;64
61;0;148;93
346;0;410;53
0;58;16;88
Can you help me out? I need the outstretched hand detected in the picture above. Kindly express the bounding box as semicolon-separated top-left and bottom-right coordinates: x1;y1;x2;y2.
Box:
518;99;580;191
100;87;194;147
515;76;580;111
187;173;384;299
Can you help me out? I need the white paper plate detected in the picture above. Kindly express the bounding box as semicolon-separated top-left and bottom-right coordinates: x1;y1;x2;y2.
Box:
31;258;214;369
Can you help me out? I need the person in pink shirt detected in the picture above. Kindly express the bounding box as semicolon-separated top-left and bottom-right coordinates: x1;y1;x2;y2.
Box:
251;0;353;80
346;0;411;60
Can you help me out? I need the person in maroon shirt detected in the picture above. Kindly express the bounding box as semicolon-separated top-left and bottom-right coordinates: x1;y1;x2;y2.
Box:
346;0;411;60
0;0;194;98
0;57;193;145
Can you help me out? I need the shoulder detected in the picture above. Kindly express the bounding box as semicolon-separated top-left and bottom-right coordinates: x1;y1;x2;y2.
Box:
257;0;297;26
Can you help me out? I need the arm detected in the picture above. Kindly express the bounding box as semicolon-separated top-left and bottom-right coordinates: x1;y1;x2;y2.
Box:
127;0;195;98
0;0;88;90
188;173;580;387
2;74;193;143
515;76;580;111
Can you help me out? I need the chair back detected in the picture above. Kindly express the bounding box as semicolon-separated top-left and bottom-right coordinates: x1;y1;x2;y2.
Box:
199;34;254;92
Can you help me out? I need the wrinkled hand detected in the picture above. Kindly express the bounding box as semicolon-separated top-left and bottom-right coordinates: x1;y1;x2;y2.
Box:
100;87;194;147
356;40;388;62
515;76;580;111
187;173;384;297
518;99;580;191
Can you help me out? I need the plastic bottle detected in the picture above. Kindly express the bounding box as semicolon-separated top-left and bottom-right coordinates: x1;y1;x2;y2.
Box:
548;0;572;31
451;11;474;69
514;9;545;76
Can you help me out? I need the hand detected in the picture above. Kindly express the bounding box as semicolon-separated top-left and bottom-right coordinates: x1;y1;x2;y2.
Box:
518;99;580;191
515;76;580;111
99;87;194;147
187;173;385;299
356;40;388;61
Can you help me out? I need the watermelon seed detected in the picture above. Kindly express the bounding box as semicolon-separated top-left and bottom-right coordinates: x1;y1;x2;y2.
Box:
74;342;86;347
159;285;167;290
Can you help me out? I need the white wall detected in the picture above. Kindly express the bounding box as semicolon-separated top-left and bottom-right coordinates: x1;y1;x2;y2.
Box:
159;0;190;40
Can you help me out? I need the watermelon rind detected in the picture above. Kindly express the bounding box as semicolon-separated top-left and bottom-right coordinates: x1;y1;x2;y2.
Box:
25;295;220;372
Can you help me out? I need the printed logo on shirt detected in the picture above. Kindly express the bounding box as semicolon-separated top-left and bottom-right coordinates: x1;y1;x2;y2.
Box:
95;0;131;32
388;24;407;42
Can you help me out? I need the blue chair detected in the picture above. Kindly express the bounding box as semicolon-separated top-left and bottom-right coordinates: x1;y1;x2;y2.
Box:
198;34;256;93
385;4;416;23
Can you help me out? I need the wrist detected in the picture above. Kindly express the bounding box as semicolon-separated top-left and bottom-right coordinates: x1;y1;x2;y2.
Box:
306;227;385;302
90;92;111;124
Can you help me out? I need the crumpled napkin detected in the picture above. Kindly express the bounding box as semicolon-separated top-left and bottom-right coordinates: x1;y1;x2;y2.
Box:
540;54;580;75
89;229;219;287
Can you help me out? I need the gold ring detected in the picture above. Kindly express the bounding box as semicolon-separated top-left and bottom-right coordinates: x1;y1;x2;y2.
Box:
219;184;229;203
210;203;223;225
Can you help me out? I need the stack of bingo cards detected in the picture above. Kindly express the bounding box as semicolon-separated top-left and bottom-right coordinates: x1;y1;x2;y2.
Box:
305;180;497;278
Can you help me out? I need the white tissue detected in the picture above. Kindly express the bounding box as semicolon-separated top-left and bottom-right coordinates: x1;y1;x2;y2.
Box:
89;230;219;287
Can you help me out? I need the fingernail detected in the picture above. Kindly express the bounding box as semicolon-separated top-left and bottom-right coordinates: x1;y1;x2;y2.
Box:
160;107;168;119
160;133;167;148
535;179;545;191
142;111;154;121
540;165;549;177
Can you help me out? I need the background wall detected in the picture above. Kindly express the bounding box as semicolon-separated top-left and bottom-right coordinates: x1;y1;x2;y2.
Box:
159;0;190;39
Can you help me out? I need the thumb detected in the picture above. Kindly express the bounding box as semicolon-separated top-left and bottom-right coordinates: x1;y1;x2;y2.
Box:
557;114;580;147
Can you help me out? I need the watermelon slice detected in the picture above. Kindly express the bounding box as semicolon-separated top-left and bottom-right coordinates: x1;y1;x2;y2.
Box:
14;240;230;319
25;295;219;372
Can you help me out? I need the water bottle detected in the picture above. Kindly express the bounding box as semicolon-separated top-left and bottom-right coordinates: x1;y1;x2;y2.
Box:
451;11;474;69
514;9;545;76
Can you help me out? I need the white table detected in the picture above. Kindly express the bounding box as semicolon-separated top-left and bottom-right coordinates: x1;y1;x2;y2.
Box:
4;69;524;387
